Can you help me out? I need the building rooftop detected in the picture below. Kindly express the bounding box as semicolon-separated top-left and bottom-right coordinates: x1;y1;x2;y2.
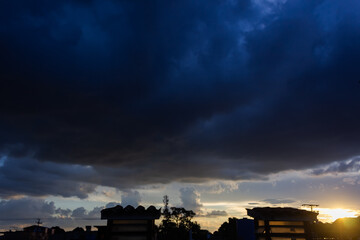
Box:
23;225;48;232
101;205;161;220
247;207;318;221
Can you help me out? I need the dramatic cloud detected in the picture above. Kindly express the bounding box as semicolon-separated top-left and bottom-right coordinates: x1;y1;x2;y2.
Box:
0;198;55;219
0;157;96;198
0;198;58;231
180;187;203;213
1;0;360;198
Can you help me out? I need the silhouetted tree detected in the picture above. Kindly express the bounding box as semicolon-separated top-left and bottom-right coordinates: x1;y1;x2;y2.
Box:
169;207;196;229
158;196;209;240
163;195;170;218
210;217;238;240
310;217;360;240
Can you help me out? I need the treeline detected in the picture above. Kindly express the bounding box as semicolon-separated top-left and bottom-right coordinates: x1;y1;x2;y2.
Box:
312;217;360;240
210;217;239;240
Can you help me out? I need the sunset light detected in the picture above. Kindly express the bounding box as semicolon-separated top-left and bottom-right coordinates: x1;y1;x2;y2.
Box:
318;208;359;222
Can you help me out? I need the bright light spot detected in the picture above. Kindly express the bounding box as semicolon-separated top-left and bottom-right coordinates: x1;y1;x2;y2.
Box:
318;208;359;222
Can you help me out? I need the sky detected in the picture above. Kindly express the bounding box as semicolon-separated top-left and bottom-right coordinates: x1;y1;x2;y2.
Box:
1;0;360;233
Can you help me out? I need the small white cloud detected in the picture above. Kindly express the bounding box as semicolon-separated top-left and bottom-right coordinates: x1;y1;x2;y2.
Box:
205;210;228;217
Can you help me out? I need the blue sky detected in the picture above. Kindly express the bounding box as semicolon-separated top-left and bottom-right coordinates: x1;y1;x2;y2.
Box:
1;0;360;232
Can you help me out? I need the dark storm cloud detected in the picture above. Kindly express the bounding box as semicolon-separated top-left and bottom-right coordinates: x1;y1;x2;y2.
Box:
0;157;96;198
1;0;360;197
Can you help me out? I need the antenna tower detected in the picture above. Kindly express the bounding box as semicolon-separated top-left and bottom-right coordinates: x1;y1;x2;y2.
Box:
36;218;42;226
302;204;319;212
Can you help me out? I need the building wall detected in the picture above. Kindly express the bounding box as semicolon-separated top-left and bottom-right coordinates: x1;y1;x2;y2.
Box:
254;219;311;240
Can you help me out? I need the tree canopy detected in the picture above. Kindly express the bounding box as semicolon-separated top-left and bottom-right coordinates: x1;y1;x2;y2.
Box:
158;195;210;240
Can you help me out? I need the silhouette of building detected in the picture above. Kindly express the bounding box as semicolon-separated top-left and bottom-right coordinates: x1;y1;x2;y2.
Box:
2;225;98;240
101;205;161;240
247;207;318;240
3;225;50;240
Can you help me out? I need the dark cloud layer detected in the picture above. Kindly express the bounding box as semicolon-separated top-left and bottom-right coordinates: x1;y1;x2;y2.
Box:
0;157;96;199
1;0;360;197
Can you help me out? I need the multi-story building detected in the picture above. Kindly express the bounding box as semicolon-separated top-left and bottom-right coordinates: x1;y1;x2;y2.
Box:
247;207;318;240
101;205;161;240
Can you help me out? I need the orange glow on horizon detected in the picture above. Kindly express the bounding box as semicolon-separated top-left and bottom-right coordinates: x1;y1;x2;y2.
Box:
317;208;359;222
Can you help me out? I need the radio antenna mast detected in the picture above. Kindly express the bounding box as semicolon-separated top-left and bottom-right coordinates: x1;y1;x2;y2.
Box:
302;204;319;212
36;218;42;226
